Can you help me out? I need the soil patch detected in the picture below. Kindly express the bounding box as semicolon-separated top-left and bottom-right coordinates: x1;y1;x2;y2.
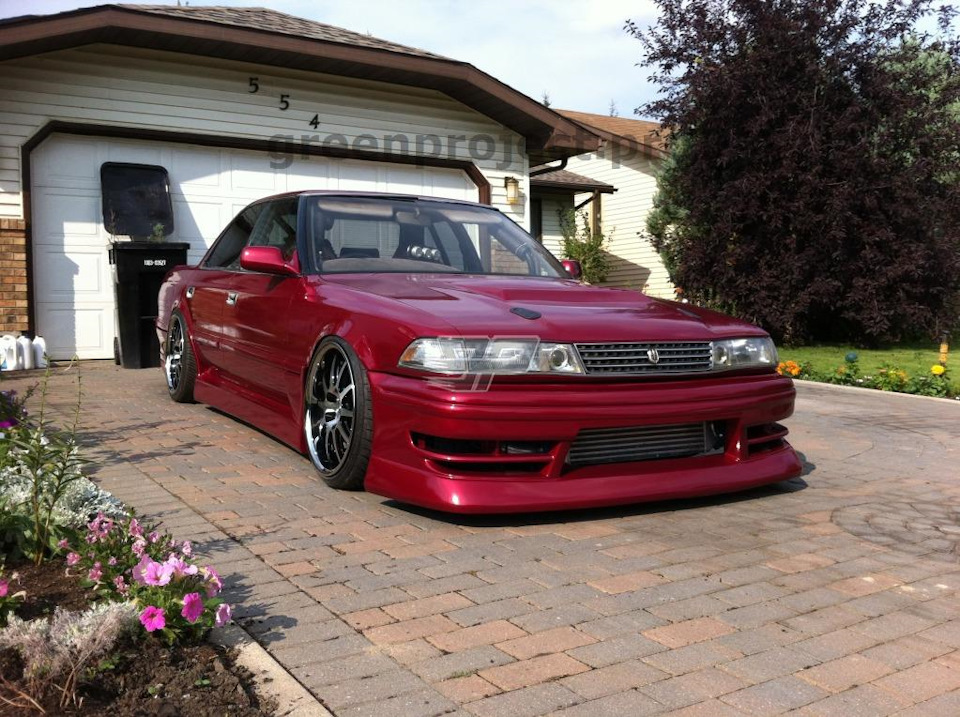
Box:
0;560;276;716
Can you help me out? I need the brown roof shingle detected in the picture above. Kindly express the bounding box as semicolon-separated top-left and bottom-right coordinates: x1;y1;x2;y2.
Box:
558;109;667;156
530;168;615;193
118;4;447;59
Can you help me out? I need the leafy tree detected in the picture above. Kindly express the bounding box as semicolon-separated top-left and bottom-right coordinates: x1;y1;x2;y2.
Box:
632;0;960;344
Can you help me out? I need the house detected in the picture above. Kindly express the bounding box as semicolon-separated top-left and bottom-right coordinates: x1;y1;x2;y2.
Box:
0;4;597;360
529;109;674;298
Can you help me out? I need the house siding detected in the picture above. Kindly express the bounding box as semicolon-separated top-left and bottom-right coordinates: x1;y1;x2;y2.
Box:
567;151;674;298
0;45;529;222
538;195;573;261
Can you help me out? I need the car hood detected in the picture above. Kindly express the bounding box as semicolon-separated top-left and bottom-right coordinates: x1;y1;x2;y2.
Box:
320;274;767;342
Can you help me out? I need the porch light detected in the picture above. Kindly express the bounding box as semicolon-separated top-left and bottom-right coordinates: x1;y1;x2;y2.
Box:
504;176;521;204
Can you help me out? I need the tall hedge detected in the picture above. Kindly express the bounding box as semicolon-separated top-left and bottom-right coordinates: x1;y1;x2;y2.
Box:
633;1;960;344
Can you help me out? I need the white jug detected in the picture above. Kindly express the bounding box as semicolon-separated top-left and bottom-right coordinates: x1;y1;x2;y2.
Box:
32;336;47;369
17;336;34;370
0;335;16;371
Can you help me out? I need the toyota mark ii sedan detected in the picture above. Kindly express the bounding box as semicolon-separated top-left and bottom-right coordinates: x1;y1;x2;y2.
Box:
156;191;801;513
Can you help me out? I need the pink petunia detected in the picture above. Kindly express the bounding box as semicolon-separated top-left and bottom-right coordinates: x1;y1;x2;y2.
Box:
132;556;172;587
57;539;69;549
203;567;223;597
0;580;7;598
148;531;160;544
181;540;192;557
215;603;232;627
128;518;143;538
88;563;103;583
66;552;80;567
164;556;198;579
181;592;204;623
114;575;128;595
140;606;166;632
131;538;146;557
108;557;118;566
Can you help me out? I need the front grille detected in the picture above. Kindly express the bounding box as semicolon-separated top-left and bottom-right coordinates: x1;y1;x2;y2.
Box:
567;422;725;467
575;342;713;375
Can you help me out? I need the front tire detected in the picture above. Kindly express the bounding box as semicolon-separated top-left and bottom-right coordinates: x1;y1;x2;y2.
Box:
303;337;373;490
165;312;196;403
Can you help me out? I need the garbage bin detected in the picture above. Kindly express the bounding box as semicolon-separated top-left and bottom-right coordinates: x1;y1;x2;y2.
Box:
109;241;190;369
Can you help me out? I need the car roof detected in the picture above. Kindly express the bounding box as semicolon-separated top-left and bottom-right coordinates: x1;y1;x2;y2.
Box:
252;190;500;210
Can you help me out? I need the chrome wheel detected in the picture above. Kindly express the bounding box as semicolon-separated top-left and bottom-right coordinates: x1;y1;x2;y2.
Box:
165;316;185;391
304;343;357;474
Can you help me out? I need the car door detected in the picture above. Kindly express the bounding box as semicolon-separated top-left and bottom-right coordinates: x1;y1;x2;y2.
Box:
186;203;264;370
218;197;303;400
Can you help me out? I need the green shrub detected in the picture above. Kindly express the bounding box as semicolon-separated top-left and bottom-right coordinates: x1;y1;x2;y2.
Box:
558;208;610;285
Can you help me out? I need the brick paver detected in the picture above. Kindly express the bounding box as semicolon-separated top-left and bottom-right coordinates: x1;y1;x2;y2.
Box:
8;364;960;716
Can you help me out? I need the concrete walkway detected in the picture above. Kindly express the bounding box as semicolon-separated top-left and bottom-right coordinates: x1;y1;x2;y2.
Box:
7;363;960;716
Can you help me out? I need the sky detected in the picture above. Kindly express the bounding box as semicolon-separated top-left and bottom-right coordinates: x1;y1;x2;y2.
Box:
0;0;662;118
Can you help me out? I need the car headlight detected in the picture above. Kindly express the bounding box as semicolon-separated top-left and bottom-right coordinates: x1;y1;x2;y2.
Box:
712;337;778;370
399;338;584;375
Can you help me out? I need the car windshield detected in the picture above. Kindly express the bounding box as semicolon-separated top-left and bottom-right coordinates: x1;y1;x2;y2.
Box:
306;196;566;278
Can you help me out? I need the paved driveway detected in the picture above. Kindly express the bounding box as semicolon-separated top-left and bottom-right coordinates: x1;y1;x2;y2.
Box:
8;363;960;716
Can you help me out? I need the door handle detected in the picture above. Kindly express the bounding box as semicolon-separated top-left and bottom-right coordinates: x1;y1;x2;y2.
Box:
186;286;195;299
226;292;238;306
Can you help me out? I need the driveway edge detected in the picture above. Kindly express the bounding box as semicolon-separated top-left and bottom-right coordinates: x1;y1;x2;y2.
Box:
795;377;960;404
212;623;333;717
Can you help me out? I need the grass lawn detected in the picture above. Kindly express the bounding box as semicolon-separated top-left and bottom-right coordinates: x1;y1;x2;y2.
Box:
778;342;959;391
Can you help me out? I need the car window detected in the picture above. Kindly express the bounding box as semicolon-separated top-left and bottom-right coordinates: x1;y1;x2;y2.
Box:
248;198;299;261
307;197;564;277
205;204;263;270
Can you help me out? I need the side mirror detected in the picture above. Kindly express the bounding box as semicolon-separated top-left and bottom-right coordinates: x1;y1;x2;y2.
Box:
240;246;298;276
562;259;582;280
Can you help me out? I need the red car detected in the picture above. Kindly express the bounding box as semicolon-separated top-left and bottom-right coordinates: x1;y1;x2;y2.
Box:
157;191;801;513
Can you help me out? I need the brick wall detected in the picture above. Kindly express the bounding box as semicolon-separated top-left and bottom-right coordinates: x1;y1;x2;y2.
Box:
0;218;28;333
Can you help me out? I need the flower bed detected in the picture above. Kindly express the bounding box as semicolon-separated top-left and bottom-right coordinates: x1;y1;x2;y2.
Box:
0;365;275;715
777;354;956;398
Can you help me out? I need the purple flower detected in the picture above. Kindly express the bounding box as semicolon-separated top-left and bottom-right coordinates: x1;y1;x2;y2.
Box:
148;531;160;544
129;518;143;538
114;575;128;595
66;552;80;567
181;540;193;557
108;556;118;567
0;580;8;598
215;603;232;627
88;563;103;583
57;539;69;550
181;592;204;623
140;606;166;632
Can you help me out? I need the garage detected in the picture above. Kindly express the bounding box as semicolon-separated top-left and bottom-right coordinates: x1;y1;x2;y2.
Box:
0;5;595;353
29;133;478;360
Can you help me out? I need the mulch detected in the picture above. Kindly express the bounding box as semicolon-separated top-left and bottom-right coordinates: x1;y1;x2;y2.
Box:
0;560;276;716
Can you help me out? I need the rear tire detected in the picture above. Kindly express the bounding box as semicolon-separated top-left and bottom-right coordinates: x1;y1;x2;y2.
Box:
303;337;373;490
165;312;196;403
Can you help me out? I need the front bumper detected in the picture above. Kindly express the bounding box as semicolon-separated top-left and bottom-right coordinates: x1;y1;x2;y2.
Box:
365;371;802;513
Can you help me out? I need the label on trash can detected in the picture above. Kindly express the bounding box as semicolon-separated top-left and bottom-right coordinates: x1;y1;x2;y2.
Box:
144;259;167;267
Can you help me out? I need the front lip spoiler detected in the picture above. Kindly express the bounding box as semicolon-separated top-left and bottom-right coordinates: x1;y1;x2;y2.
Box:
367;443;803;514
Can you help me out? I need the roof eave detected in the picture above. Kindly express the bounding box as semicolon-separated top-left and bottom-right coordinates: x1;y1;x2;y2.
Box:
0;5;599;160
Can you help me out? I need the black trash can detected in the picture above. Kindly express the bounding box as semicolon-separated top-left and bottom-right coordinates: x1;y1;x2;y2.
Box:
109;241;190;369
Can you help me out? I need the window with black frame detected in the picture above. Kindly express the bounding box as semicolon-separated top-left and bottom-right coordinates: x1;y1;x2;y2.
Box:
100;163;174;239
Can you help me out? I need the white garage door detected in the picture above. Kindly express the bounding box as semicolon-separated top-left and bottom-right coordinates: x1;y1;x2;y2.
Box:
30;134;479;360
